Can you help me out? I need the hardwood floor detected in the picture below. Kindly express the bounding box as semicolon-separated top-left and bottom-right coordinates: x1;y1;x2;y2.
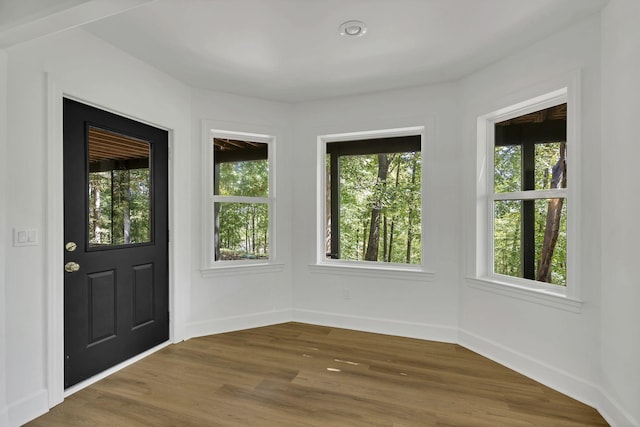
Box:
28;322;608;426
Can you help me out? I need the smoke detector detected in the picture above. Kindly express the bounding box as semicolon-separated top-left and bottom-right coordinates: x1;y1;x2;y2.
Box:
339;20;367;37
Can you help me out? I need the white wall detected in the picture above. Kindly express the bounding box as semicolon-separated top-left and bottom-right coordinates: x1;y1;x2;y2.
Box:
186;89;294;337
458;14;607;417
600;0;640;425
291;83;460;341
3;28;192;426
0;48;9;427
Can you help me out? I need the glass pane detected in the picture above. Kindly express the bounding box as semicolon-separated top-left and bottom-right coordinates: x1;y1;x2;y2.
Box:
494;103;566;193
214;138;268;197
494;198;567;286
494;145;521;193
214;202;269;261
328;151;421;264
88;127;151;247
535;142;567;190
534;198;567;286
493;200;522;278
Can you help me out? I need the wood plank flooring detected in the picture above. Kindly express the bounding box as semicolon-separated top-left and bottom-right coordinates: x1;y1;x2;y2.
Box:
28;322;608;426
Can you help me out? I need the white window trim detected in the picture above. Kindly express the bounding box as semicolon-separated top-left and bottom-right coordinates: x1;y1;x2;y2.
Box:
314;125;434;279
471;79;582;307
201;122;281;275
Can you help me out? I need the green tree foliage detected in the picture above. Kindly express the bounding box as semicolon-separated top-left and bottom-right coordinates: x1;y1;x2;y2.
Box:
494;145;521;193
217;159;268;197
332;151;421;264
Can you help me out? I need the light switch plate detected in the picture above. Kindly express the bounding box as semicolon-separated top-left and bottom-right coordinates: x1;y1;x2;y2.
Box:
13;228;38;247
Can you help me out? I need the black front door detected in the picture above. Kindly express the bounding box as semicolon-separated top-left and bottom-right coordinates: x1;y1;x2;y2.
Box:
63;99;169;388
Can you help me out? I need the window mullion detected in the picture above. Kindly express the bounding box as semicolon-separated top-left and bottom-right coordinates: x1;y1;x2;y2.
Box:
212;195;269;204
330;154;340;259
522;142;536;280
493;189;567;201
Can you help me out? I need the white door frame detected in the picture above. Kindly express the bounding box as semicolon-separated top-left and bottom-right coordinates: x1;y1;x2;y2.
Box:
45;75;176;407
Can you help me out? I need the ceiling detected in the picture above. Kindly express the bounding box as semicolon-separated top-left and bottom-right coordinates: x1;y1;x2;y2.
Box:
0;0;89;31
2;0;608;103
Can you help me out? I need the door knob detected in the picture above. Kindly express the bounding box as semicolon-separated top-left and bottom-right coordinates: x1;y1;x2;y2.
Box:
65;262;80;273
65;242;77;252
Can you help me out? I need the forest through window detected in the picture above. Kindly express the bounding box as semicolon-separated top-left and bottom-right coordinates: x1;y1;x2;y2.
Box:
492;103;567;286
213;137;270;262
325;136;421;265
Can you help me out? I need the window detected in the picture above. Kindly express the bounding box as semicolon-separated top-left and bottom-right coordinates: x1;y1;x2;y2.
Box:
88;127;152;247
322;130;423;266
206;130;274;266
482;91;572;291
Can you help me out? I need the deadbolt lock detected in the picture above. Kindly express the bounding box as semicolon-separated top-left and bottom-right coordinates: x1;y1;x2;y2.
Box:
64;262;80;273
65;242;77;252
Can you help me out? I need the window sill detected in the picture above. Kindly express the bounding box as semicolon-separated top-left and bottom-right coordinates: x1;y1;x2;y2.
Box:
465;276;582;313
200;262;285;278
309;263;435;282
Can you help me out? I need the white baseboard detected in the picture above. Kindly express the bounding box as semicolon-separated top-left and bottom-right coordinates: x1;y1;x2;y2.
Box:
458;329;601;407
8;389;48;427
185;309;293;339
458;329;637;427
292;309;458;343
596;387;637;427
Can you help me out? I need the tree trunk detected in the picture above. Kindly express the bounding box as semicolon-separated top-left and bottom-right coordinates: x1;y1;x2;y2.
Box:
112;170;131;244
365;154;390;261
90;175;101;243
536;143;567;282
388;220;395;262
251;206;256;254
264;227;268;256
387;158;400;262
362;221;368;259
214;203;221;260
383;215;388;262
406;155;418;263
245;219;249;254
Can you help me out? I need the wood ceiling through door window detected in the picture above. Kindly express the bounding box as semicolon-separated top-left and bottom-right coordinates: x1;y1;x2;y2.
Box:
88;127;150;163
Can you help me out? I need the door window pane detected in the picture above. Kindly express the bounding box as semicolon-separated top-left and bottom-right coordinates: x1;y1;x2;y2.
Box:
88;127;152;247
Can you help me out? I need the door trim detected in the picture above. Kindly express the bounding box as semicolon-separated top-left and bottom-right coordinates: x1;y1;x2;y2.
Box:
45;75;174;407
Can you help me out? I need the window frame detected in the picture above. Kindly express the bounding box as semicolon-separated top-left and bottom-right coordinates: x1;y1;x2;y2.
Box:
316;126;433;277
201;125;277;273
474;86;581;302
